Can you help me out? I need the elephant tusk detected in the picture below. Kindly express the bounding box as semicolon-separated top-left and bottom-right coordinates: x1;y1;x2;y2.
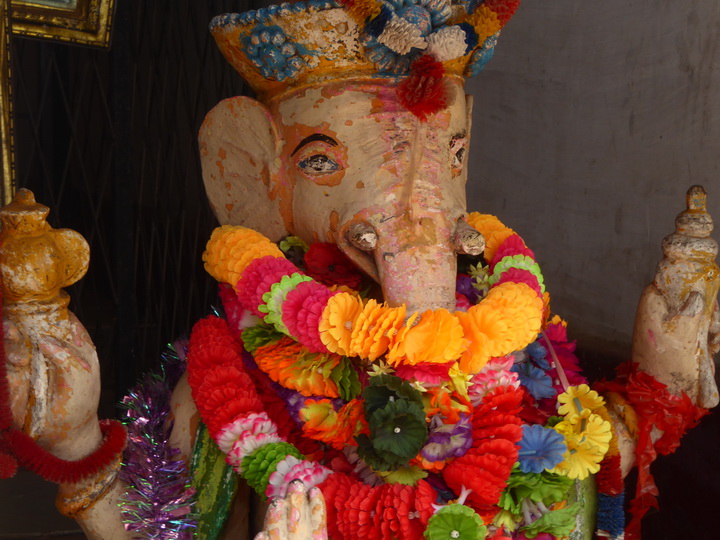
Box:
453;220;485;256
346;222;378;252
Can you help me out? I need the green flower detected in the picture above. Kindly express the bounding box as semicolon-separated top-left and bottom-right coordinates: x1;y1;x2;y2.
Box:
424;504;487;540
241;441;303;500
258;273;313;334
368;399;427;460
363;374;424;415
376;465;428;486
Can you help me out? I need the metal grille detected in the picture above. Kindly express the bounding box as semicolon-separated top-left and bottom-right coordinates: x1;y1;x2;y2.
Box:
12;0;253;409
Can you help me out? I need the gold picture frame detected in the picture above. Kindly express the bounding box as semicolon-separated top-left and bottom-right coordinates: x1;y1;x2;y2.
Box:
11;0;115;47
1;0;14;204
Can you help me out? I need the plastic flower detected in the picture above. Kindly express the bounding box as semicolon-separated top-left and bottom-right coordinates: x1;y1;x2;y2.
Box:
349;299;406;361
258;272;313;334
468;357;520;405
466;212;515;262
304;242;363;289
511;363;555;400
517;424;567;474
216;411;277;454
241;441;304;500
236;256;298;315
395;361;454;385
387;308;465;366
550;434;606;480
556;384;605;418
424;503;487;540
421;414;473;462
319;292;364;355
203;225;284;288
368;399;428;461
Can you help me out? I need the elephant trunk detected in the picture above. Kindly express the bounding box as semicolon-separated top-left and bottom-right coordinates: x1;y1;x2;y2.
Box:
370;212;458;314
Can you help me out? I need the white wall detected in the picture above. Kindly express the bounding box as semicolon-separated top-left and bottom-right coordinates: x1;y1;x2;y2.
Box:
466;0;720;357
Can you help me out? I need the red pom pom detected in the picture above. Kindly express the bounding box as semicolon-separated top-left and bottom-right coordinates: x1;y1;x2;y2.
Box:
0;452;18;479
484;0;522;26
397;55;449;121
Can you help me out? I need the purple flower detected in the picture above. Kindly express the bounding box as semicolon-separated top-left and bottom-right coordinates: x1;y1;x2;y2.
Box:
517;424;567;474
420;414;473;461
456;274;480;304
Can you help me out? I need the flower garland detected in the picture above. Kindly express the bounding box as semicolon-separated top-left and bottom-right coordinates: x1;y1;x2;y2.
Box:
184;213;615;538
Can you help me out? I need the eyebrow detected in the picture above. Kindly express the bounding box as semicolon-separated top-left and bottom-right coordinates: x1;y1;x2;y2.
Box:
291;134;338;156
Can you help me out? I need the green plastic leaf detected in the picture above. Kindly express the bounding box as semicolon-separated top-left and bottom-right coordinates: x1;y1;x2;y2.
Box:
330;358;361;401
190;423;239;540
520;504;580;538
241;322;284;354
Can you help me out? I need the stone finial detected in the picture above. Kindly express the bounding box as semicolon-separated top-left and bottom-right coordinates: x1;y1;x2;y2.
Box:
661;185;718;263
0;189;90;303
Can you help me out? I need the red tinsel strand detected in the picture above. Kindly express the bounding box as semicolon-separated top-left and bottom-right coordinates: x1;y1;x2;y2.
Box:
4;419;126;484
396;55;449;121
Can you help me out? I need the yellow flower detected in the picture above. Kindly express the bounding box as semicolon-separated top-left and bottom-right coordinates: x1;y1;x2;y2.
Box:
557;384;605;418
319;292;363;356
203;225;283;287
386;309;465;366
551;436;606;480
552;410;612;479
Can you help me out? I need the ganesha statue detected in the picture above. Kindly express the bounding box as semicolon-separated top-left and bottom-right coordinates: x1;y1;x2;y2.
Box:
1;1;718;540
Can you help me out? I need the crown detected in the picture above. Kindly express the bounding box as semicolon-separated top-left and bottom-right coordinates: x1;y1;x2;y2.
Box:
210;0;520;115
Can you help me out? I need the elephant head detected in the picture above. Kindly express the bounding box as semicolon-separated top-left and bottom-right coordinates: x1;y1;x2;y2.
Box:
200;80;474;313
198;4;512;314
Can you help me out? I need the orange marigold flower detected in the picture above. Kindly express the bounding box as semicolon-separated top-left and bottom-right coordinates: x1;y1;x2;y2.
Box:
466;212;516;262
348;300;406;361
319;292;364;356
203;225;284;288
387;309;465;367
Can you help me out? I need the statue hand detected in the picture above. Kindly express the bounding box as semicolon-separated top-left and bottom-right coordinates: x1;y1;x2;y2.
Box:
3;310;103;461
254;480;328;540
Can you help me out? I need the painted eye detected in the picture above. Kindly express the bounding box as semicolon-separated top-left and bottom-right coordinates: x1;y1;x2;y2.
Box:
298;154;340;175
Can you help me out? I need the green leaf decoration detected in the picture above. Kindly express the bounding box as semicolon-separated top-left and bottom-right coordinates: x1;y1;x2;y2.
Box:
241;322;284;354
190;423;239;540
520;504;580;538
368;399;427;460
330;358;361;401
499;466;574;516
424;504;487;540
279;235;309;253
363;374;424;415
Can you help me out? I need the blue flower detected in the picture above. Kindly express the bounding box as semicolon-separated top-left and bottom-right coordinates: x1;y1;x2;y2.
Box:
511;363;556;400
526;340;550;370
243;25;307;81
517;424;567;474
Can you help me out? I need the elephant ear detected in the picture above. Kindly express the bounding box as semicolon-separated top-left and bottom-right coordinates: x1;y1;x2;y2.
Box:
199;96;289;240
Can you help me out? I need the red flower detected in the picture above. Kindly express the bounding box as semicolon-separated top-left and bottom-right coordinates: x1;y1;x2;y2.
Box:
304;243;363;289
